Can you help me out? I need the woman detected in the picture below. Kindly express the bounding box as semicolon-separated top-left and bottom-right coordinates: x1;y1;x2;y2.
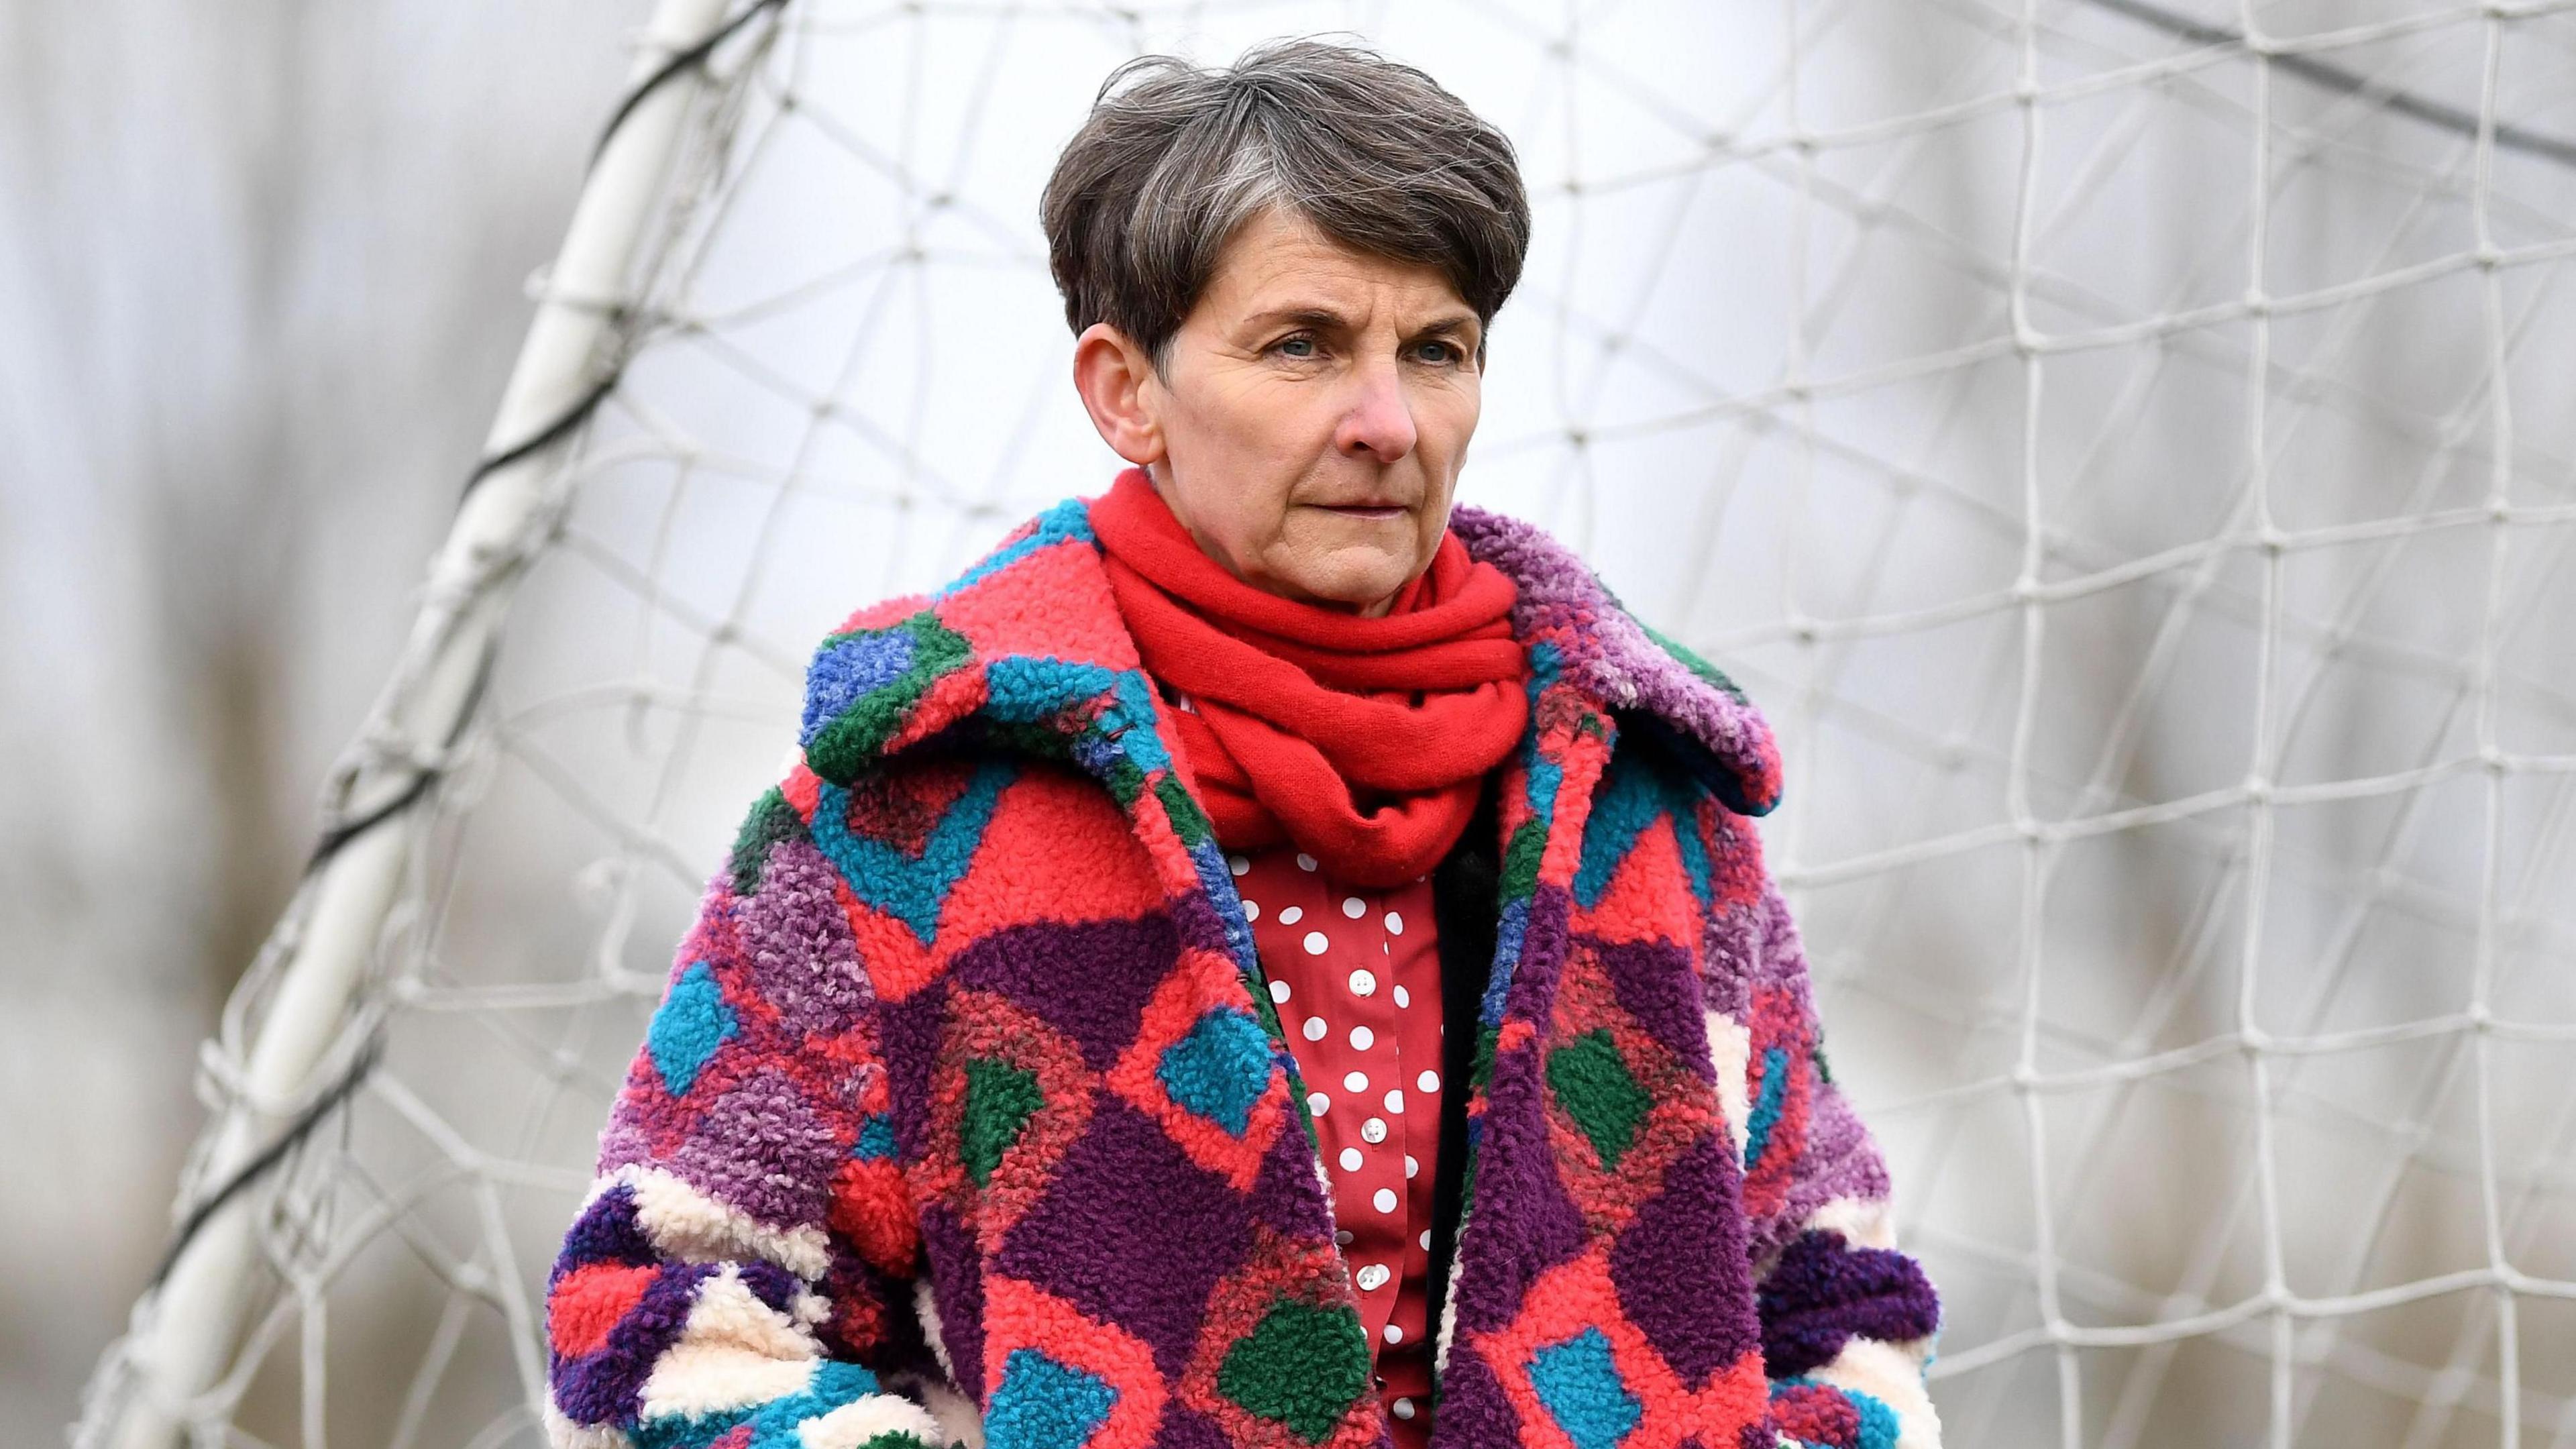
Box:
541;38;1941;1449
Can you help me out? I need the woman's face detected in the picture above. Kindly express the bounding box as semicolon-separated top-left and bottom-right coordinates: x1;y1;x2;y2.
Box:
1071;207;1485;616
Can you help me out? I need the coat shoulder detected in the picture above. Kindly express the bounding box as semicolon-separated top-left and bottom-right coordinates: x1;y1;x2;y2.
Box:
1448;502;1785;817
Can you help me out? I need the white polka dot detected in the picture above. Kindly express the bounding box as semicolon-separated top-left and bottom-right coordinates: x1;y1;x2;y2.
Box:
1361;1116;1387;1143
1337;1228;1354;1246
1356;1263;1391;1291
1417;1069;1440;1093
1242;898;1260;921
1419;1229;1431;1250
1307;1091;1330;1116
1339;1146;1363;1171
1373;1187;1399;1213
1277;904;1303;925
1393;984;1409;1008
1385;1089;1405;1114
1348;1024;1375;1051
1348;968;1377;997
1343;1070;1368;1093
1296;853;1319;871
1269;979;1290;1004
1406;1154;1419;1178
1302;1016;1328;1041
1393;1399;1416;1420
1303;930;1330;955
1383;1321;1403;1342
1384;910;1404;935
1342;896;1366;918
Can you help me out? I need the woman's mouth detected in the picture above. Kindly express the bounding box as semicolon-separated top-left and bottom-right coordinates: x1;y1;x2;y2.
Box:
1318;502;1406;521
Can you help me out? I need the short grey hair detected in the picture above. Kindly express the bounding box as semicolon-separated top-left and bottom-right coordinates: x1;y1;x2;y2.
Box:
1040;37;1532;369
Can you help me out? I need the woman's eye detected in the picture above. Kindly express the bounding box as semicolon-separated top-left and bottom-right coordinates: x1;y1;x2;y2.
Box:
1275;336;1317;359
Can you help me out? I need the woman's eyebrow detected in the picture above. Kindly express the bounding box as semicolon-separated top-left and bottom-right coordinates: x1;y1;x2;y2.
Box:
1242;305;1352;334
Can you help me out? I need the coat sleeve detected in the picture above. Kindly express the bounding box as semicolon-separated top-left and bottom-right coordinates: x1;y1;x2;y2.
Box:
540;769;955;1449
1701;817;1945;1449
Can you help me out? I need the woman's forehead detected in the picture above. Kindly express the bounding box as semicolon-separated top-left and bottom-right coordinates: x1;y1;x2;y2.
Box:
1198;210;1472;329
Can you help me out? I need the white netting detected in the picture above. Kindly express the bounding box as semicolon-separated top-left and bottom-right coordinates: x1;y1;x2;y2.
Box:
78;1;2576;1445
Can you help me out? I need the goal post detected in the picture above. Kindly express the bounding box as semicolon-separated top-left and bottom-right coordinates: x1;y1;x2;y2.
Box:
79;3;758;1444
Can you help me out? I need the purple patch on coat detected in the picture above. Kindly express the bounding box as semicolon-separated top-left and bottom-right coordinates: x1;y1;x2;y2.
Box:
1450;1037;1591;1338
1167;884;1241;961
874;978;949;1161
1756;1228;1941;1378
1501;885;1576;1028
1758;1087;1892;1261
1152;1403;1241;1449
994;1097;1250;1379
1422;1336;1522;1449
735;837;873;1039
918;1203;988;1401
666;1066;844;1228
549;1262;714;1425
1450;504;1782;815
1609;1128;1762;1387
1585;934;1718;1082
1248;1105;1335;1240
1696;906;1755;1018
555;1181;654;1269
948;913;1180;1073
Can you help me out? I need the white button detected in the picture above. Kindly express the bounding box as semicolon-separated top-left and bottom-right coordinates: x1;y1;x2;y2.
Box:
1417;1069;1440;1093
1384;1089;1405;1114
1340;1147;1363;1171
1384;910;1404;935
1393;984;1409;1008
1361;1117;1388;1143
1243;899;1260;920
1348;969;1377;997
1277;904;1303;925
1419;1229;1431;1250
1406;1154;1419;1178
1349;1024;1375;1051
1302;1016;1328;1041
1269;979;1290;1004
1383;1322;1403;1342
1342;896;1366;918
1296;853;1318;871
1373;1187;1399;1212
1356;1263;1391;1291
1303;930;1330;955
1343;1070;1368;1093
1336;1228;1355;1245
1307;1091;1330;1116
1393;1399;1415;1420
1228;854;1249;876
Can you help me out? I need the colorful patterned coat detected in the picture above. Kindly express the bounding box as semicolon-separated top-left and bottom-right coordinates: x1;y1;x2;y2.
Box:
540;494;1945;1449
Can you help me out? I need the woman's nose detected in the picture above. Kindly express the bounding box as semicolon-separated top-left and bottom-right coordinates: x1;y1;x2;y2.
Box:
1336;357;1419;462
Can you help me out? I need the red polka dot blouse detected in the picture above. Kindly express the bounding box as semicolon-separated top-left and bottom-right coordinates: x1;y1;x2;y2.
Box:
1231;843;1443;1446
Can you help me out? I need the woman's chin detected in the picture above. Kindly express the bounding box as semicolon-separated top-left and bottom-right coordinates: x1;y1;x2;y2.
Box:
1273;554;1418;612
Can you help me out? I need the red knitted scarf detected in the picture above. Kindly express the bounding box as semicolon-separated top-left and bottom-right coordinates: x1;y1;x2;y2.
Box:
1088;466;1529;887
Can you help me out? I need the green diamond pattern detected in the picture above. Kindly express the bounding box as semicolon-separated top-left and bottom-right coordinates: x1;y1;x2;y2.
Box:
1216;1295;1371;1444
1546;1028;1652;1170
961;1056;1044;1187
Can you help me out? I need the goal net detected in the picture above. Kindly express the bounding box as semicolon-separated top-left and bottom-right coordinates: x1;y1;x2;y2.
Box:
78;0;2576;1445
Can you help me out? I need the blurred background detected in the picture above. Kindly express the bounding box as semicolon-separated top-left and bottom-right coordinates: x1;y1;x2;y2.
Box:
11;1;2576;1446
0;0;637;1429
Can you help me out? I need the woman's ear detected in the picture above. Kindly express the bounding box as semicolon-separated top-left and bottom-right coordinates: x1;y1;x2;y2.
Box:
1071;321;1165;466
